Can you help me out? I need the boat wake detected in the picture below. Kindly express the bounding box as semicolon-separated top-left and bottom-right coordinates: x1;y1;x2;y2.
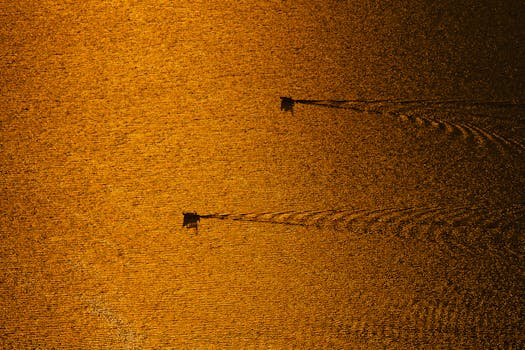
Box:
281;97;525;154
184;204;525;259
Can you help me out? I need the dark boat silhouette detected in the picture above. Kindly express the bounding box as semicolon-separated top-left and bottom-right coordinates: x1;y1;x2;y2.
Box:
280;96;295;112
182;212;200;228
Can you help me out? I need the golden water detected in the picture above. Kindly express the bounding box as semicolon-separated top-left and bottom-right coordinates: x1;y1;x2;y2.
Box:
1;1;524;348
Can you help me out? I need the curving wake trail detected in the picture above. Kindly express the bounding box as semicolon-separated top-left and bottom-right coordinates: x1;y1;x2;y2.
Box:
186;204;525;260
281;97;525;154
185;204;524;347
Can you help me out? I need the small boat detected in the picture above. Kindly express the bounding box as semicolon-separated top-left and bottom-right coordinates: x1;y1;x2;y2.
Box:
280;96;295;112
182;212;200;228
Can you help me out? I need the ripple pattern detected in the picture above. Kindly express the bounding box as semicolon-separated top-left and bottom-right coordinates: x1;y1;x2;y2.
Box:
198;204;525;259
289;99;525;154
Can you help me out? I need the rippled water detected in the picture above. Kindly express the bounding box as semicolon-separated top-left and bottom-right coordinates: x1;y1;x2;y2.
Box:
1;1;524;348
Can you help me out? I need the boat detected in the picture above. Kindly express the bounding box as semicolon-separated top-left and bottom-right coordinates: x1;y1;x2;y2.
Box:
182;212;200;228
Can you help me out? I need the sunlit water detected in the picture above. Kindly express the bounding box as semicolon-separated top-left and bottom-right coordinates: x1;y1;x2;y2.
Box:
1;1;524;348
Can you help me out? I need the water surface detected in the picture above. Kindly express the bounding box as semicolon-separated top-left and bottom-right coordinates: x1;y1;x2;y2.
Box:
1;1;524;348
